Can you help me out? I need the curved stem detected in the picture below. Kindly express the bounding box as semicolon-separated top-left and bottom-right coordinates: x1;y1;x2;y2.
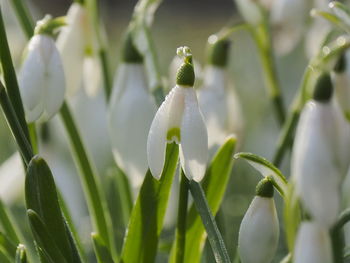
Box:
252;21;286;125
59;102;117;260
9;0;34;39
174;170;189;263
188;180;231;263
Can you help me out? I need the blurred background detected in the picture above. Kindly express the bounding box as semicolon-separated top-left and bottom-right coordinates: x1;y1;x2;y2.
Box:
0;0;309;262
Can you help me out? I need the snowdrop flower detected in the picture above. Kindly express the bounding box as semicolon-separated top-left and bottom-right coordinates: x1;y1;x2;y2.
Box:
238;178;279;263
109;32;157;189
83;53;101;97
198;36;244;150
270;0;310;55
57;3;92;96
291;73;350;227
169;55;202;88
147;46;208;182
294;222;333;263
332;52;350;121
19;16;66;123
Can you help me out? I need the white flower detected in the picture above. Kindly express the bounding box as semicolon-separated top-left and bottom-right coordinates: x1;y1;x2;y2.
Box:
109;33;157;189
147;47;208;182
294;222;333;263
291;74;350;227
236;0;274;25
270;0;310;55
19;32;65;123
332;52;350;121
57;3;89;96
83;54;101;97
198;37;244;150
238;179;279;263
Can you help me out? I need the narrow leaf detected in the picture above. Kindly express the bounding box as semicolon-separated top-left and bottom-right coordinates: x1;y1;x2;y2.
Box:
0;232;16;260
27;209;67;263
92;232;114;263
15;244;27;263
234;152;287;197
176;136;236;263
25;156;79;263
120;143;179;263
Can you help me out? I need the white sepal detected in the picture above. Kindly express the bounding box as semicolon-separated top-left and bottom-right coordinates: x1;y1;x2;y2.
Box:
198;66;244;150
83;55;101;97
57;3;89;96
292;100;350;227
147;85;208;181
294;222;333;263
238;196;279;263
109;64;156;188
19;34;65;123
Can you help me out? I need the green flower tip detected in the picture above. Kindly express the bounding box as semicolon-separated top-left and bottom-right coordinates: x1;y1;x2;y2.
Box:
207;35;231;67
34;15;66;37
313;73;333;102
255;177;274;198
334;53;346;73
176;46;195;87
121;31;143;63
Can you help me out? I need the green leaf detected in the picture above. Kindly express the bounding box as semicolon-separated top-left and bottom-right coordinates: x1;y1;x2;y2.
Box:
25;155;79;263
0;198;21;245
173;136;236;263
120;143;179;263
234;152;287;197
311;9;349;33
0;232;16;260
0;248;11;263
15;244;27;263
92;232;114;263
283;183;301;253
27;209;67;263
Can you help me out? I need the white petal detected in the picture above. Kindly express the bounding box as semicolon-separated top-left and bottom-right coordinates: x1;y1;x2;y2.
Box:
294;222;333;263
147;86;181;179
180;87;208;182
41;37;66;122
292;101;342;227
19;35;46;122
83;55;101;97
235;0;264;25
238;196;279;263
109;64;156;187
56;3;88;96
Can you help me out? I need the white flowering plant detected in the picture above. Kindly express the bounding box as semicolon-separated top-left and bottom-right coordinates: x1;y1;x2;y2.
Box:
1;0;350;263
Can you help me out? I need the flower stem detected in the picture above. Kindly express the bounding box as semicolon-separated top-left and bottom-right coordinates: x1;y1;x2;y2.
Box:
174;170;189;263
0;198;21;245
188;180;231;263
59;102;117;260
252;21;286;125
99;47;112;100
9;0;34;39
0;6;31;146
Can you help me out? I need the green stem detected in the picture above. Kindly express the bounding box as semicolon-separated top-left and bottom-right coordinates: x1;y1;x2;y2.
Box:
188;180;231;263
9;0;34;39
99;48;112;100
252;21;285;125
174;170;189;263
0;6;31;146
59;102;117;260
0;83;33;165
0;199;21;244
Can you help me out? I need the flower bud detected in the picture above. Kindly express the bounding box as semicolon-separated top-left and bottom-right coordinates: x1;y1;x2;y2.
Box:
238;179;279;263
19;18;65;123
294;222;333;263
292;73;350;227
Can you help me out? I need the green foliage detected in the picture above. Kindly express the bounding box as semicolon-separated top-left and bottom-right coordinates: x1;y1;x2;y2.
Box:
92;233;114;263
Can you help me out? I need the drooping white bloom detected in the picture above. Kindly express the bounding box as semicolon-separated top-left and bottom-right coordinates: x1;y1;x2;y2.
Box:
270;0;310;55
198;37;244;149
332;52;350;121
238;179;279;263
235;0;273;25
83;54;101;97
109;35;157;188
19;28;65;123
291;74;350;227
294;222;333;263
147;47;208;182
57;3;89;96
